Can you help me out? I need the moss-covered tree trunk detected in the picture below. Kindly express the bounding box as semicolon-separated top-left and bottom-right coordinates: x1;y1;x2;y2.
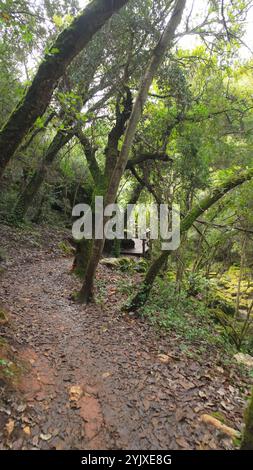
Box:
14;131;72;220
0;0;129;180
126;250;168;311
126;168;253;312
14;48;103;220
72;239;93;278
241;389;253;450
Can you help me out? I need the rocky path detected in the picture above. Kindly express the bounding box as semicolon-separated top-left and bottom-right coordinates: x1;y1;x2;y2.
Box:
0;225;251;450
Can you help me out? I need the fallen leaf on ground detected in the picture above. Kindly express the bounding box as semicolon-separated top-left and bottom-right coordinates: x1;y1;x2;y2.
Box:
16;404;27;413
40;433;52;441
23;426;31;436
176;437;191;449
157;354;170;364
102;372;112;379
178;379;195;390
6;419;15;436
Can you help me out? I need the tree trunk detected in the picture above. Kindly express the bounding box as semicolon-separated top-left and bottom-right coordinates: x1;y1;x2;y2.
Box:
175;236;187;293
72;239;93;278
105;0;186;208
235;234;247;321
14;131;72;220
78;238;105;302
0;0;129;180
124;183;143;227
18;112;55;154
241;389;253;450
126;168;253;312
78;0;187;303
126;251;168;311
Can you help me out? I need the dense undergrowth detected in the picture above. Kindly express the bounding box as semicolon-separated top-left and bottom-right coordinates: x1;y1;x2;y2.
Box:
142;280;236;354
118;264;253;359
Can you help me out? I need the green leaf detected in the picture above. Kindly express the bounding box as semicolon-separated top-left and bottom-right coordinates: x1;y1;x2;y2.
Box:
53;14;63;28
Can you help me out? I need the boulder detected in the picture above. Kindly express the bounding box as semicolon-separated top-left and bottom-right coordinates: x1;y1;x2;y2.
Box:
234;353;253;368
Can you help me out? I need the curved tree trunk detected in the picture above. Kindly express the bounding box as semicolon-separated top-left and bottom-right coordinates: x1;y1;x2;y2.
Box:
0;0;129;180
126;250;168;311
14;44;105;220
126;168;253;312
78;0;187;303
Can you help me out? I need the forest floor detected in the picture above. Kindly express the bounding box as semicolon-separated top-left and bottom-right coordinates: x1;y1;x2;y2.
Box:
0;224;251;450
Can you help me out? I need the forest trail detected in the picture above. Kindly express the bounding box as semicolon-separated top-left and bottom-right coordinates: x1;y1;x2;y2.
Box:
0;226;249;450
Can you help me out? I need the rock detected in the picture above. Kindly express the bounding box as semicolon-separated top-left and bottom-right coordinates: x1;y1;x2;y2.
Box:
69;385;83;403
100;258;121;268
234;353;253;368
157;354;170;364
238;310;253;321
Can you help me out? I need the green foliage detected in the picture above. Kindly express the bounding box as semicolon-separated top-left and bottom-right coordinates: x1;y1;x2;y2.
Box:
0;358;14;377
0;334;22;382
102;257;148;274
118;257;148;273
58;240;73;256
141;279;235;355
186;272;215;300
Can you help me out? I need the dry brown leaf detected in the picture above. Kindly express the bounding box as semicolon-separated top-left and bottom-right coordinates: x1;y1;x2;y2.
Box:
40;433;52;441
102;372;112;379
32;436;39;446
157;354;170;364
179;379;195;390
220;401;234;411
23;426;31;436
176;437;191;449
6;419;15;436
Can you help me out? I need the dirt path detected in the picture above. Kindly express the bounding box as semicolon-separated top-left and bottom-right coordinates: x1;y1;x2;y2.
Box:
0;226;250;450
